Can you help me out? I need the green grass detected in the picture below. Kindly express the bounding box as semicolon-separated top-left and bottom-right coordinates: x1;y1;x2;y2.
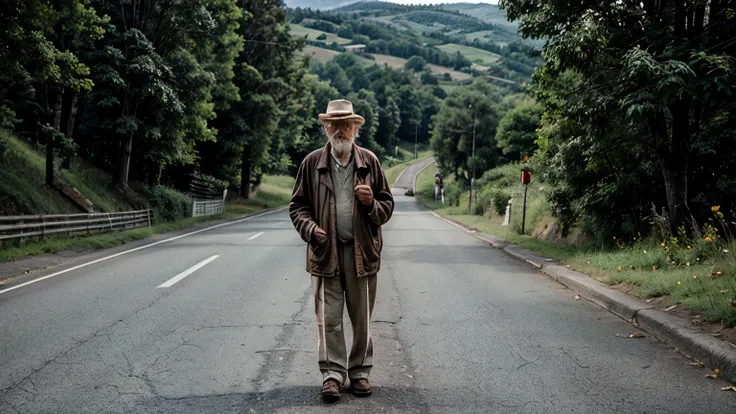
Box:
0;176;293;264
414;165;736;327
437;43;501;65
383;152;432;186
0;130;139;215
60;158;134;212
290;24;352;45
0;131;83;215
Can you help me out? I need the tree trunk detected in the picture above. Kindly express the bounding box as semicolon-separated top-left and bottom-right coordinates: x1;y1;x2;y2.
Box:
114;134;134;189
658;156;689;234
45;138;55;186
45;94;63;186
240;144;252;199
61;94;79;170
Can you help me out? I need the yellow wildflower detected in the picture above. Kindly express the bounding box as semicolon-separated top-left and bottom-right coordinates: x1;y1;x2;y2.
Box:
712;206;720;212
677;281;681;285
705;237;713;243
661;242;666;247
617;266;622;272
687;245;691;249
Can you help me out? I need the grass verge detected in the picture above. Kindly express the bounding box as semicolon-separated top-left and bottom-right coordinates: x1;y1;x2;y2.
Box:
0;175;295;264
415;165;736;327
384;152;433;186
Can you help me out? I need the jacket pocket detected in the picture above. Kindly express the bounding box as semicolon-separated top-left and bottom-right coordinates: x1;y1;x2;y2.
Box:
360;234;381;263
309;237;330;267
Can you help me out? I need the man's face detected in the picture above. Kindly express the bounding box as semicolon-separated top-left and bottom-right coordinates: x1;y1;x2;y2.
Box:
323;120;359;143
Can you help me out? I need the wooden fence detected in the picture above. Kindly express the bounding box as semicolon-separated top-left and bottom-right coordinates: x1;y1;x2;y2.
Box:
0;210;152;242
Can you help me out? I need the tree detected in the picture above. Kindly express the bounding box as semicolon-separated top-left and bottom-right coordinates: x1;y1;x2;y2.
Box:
216;0;303;197
430;80;502;185
404;55;426;72
421;70;439;85
348;89;383;157
81;0;219;188
395;85;422;142
495;100;542;161
501;0;736;232
1;1;107;186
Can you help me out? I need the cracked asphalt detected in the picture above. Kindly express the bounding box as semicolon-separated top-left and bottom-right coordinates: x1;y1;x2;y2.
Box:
1;188;735;413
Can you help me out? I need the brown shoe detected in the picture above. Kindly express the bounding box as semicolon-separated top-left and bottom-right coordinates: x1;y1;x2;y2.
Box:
321;379;341;403
350;378;372;397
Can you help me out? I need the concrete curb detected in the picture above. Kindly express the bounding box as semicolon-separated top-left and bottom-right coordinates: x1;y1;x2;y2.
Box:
427;210;736;384
541;265;654;322
636;309;736;384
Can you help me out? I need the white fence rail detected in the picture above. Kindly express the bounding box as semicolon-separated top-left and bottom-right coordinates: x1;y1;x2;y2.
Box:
192;190;227;218
0;210;152;242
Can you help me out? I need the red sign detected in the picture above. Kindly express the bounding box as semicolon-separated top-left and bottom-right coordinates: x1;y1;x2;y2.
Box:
521;170;531;185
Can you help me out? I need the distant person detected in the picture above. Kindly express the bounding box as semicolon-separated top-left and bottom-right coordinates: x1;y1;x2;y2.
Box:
289;99;395;403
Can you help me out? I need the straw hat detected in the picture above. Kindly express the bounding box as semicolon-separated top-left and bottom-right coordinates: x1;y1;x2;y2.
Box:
318;99;365;125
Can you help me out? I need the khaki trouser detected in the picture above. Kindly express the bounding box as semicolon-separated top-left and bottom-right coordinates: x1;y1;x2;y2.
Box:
312;241;377;385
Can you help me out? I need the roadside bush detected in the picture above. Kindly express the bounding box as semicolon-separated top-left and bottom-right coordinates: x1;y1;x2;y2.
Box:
511;187;552;235
489;187;511;215
474;186;493;215
144;186;192;222
443;182;463;206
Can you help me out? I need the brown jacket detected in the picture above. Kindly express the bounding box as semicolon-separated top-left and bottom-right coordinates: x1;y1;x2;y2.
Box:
289;143;394;277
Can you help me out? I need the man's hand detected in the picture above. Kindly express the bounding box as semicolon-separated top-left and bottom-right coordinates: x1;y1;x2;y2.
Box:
313;227;328;242
354;184;374;206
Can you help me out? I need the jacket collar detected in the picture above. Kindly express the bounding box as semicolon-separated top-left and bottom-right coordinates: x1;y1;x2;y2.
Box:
317;142;368;172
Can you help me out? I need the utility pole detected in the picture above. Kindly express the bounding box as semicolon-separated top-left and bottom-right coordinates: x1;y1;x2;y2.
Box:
414;119;419;160
468;104;476;211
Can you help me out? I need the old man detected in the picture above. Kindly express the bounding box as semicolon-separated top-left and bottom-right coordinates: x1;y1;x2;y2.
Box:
289;100;394;402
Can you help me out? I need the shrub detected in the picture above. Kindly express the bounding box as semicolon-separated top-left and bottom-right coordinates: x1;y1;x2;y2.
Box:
489;187;512;215
474;186;493;215
443;182;463;207
144;186;193;222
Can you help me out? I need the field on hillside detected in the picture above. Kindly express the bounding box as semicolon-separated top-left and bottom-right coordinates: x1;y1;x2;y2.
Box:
464;30;505;44
372;54;473;81
299;46;377;67
290;24;352;45
438;43;501;65
300;45;340;62
442;3;518;32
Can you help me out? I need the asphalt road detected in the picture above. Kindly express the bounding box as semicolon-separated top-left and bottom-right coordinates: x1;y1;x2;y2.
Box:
1;189;735;413
392;156;436;191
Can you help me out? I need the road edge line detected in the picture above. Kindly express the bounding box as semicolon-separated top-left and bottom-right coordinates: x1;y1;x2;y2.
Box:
0;207;287;296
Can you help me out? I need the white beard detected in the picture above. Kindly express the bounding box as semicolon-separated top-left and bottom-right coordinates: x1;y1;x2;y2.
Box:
330;137;353;166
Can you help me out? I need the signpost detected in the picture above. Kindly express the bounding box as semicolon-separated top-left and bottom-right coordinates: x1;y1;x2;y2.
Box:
521;166;531;234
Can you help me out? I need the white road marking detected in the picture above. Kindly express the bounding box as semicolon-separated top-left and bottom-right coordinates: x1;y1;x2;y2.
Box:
271;221;285;228
248;232;265;241
0;207;287;296
157;255;219;289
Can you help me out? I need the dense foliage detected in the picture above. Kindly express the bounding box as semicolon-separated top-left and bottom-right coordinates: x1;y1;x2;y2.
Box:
499;0;736;240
